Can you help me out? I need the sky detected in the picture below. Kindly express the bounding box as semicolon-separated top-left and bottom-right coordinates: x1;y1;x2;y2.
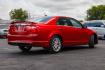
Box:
0;0;105;20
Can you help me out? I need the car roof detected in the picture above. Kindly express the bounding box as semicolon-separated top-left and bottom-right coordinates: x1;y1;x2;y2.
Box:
28;16;72;20
52;16;72;18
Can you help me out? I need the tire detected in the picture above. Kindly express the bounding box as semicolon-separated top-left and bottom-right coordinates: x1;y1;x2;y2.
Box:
49;36;62;53
88;35;95;48
18;45;32;52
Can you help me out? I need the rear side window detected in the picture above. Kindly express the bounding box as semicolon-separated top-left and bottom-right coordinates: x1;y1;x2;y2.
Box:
57;17;72;26
29;16;52;23
84;22;104;27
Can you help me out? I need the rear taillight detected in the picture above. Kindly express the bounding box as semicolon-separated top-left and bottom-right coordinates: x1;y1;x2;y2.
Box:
8;24;15;32
8;21;38;35
28;26;37;33
31;26;37;29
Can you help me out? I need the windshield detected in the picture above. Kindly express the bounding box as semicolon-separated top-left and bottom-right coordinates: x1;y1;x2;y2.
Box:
0;24;9;29
84;21;104;27
29;16;53;23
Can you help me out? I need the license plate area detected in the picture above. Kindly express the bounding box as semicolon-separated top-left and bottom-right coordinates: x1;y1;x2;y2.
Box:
15;24;25;32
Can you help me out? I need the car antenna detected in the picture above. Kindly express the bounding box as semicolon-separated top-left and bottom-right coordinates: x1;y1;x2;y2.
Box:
45;14;47;16
43;9;47;16
44;12;47;16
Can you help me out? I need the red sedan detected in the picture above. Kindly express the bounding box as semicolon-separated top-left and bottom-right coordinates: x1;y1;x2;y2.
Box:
7;16;98;53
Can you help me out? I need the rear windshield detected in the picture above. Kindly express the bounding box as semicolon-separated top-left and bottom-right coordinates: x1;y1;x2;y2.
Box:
29;16;52;23
0;24;9;29
84;21;104;27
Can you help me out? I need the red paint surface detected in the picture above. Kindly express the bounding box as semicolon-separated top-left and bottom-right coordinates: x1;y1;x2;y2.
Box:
7;16;97;48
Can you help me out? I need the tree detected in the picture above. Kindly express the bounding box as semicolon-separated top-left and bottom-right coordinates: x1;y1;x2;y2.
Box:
86;5;105;20
9;8;28;21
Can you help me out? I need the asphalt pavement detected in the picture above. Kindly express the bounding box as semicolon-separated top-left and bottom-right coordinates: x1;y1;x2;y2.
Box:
0;39;105;70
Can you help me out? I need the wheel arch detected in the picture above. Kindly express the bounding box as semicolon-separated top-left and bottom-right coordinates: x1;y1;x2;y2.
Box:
48;33;63;43
53;34;63;42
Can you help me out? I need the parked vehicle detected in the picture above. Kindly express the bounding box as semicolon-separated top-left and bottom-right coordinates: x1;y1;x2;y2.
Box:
7;16;98;53
83;20;105;39
0;24;9;38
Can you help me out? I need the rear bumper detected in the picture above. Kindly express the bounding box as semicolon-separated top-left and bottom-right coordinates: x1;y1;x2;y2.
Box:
8;42;32;46
7;34;49;48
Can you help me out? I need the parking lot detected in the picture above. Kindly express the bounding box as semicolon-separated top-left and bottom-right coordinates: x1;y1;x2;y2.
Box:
0;39;105;70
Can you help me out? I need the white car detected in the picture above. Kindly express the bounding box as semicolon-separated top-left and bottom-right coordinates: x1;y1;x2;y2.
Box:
84;20;105;39
0;24;8;38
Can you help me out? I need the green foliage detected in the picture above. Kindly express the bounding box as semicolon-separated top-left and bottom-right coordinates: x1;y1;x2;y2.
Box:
86;5;105;20
9;8;28;21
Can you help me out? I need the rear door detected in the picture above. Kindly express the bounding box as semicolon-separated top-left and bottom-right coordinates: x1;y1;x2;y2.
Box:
57;17;78;46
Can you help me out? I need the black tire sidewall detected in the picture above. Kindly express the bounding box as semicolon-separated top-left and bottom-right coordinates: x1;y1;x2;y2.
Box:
89;35;95;48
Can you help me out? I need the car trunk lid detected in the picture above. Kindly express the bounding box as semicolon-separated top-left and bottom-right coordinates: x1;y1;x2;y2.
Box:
9;21;38;35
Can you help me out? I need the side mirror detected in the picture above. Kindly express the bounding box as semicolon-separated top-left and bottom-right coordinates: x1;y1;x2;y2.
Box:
83;25;87;28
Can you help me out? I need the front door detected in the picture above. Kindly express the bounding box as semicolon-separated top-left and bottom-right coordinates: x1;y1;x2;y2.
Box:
68;18;88;44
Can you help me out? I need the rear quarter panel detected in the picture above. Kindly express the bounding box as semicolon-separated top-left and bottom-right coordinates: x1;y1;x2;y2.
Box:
36;25;62;42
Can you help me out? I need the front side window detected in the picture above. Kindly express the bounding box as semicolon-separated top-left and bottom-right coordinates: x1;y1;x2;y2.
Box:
69;18;83;28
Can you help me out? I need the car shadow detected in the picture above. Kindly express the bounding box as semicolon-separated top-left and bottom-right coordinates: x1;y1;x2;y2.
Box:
0;37;7;39
11;45;96;56
62;45;96;52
